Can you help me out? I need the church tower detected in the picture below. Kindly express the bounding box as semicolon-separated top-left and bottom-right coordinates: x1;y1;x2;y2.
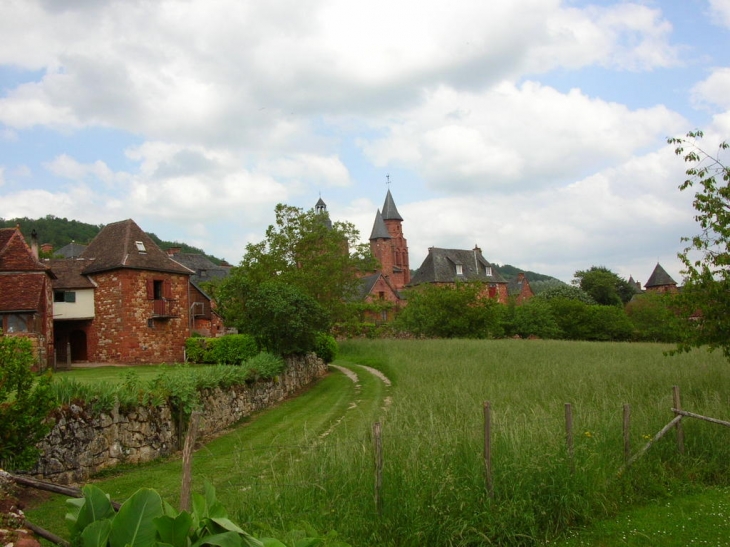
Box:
369;189;410;289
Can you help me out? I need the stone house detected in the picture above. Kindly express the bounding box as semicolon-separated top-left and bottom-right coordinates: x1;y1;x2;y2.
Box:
165;248;227;337
50;219;194;364
0;226;55;369
507;272;534;303
409;246;509;303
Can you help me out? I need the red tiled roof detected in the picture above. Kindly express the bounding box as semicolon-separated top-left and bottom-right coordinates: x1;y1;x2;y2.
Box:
0;227;51;273
48;259;97;289
80;219;192;275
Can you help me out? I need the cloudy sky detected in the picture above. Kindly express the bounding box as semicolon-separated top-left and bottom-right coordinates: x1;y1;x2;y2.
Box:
2;0;730;283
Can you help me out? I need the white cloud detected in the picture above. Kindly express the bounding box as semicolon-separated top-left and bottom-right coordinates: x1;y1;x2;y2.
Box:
691;67;730;110
44;154;126;185
361;82;686;193
708;0;730;27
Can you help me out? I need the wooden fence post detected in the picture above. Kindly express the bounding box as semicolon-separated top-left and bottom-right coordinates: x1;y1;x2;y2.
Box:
565;403;574;473
483;401;493;499
373;422;383;514
180;411;201;512
673;386;685;455
623;404;631;464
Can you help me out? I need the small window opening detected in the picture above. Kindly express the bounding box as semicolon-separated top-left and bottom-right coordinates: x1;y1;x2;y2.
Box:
135;241;146;253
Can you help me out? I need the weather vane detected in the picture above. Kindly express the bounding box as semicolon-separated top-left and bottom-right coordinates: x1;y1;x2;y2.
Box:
386;174;391;187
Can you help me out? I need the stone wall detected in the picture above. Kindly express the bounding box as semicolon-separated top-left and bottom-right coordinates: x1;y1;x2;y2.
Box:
35;354;328;484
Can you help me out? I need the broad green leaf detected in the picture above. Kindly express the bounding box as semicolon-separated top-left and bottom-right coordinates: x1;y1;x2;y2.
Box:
81;518;112;547
191;531;243;547
154;512;193;547
210;518;244;534
65;497;85;532
67;485;116;536
109;488;164;547
162;499;180;518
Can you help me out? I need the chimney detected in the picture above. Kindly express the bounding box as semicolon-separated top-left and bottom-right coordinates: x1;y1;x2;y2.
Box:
30;229;39;260
41;243;54;254
167;247;182;256
517;273;525;282
473;244;481;254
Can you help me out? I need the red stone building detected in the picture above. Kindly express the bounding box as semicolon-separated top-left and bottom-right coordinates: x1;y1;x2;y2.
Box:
507;272;535;304
51;219;194;364
0;226;55;369
369;190;410;291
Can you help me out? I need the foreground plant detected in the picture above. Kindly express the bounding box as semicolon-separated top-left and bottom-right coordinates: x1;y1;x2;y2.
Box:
65;482;347;547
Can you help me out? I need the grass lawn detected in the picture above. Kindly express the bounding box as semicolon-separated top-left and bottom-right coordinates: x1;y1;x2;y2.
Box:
25;340;730;546
52;364;190;384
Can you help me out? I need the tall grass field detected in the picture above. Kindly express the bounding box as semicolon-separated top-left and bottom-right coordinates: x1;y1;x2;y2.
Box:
27;340;730;546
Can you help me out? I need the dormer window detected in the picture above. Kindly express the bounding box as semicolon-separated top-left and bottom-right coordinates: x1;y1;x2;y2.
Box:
485;266;492;277
456;264;463;275
135;241;146;253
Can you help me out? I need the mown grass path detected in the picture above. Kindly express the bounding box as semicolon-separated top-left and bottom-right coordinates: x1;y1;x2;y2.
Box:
25;361;391;539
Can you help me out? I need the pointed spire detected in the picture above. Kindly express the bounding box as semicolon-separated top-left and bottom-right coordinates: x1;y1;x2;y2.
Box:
369;209;391;240
382;189;403;221
645;263;677;288
315;197;327;213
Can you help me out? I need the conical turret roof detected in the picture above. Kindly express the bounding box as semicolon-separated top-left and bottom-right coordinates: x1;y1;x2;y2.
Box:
645;263;677;288
382;189;403;221
369;209;391;240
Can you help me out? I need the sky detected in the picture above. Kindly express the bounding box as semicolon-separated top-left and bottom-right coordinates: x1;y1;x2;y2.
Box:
1;0;730;284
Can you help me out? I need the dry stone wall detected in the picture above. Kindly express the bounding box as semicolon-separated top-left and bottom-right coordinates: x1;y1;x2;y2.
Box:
35;354;327;484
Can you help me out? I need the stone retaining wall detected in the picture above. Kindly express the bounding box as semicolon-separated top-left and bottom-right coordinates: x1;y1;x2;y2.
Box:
35;354;328;484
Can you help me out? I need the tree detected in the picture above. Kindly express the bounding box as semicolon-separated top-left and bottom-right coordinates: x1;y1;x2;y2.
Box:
0;334;56;469
242;281;330;356
395;283;504;339
668;130;730;358
573;266;637;306
535;284;596;305
625;293;686;343
219;204;376;324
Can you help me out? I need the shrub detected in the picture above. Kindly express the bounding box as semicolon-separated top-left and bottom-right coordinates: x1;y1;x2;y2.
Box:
0;335;57;469
245;352;286;379
314;332;338;362
510;298;563;339
185;334;258;365
209;334;258;365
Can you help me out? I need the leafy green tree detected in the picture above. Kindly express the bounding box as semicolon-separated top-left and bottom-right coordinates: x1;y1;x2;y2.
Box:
509;298;563;339
535;284;596;305
220;204;376;323
242;281;330;356
573;266;637;306
0;335;56;469
395;283;504;339
668;130;730;359
625;293;686;343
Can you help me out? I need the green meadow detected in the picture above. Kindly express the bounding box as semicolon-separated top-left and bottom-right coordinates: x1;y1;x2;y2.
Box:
26;339;730;546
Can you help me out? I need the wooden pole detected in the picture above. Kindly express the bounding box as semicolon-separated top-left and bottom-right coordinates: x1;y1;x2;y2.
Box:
565;403;574;473
673;386;685;455
0;470;120;510
24;521;71;547
373;422;383;514
180;411;201;512
623;404;631;464
483;401;493;499
673;408;730;428
619;414;683;475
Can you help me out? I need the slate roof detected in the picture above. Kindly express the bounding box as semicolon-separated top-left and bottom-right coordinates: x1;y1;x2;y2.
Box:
382;190;403;221
369;210;391;240
644;263;677;288
410;247;506;285
357;272;401;300
56;242;88;259
507;274;529;296
169;252;230;285
79;219;193;275
48;259;97;290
